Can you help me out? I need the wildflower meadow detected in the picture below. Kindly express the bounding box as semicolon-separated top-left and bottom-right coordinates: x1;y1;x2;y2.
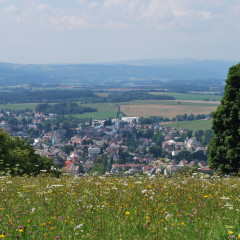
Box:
1;174;240;239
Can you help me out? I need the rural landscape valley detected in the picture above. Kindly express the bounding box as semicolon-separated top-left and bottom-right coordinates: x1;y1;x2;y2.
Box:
1;0;240;239
1;60;240;239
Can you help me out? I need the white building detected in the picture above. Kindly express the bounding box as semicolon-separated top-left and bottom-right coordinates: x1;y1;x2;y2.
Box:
121;117;139;123
88;147;101;155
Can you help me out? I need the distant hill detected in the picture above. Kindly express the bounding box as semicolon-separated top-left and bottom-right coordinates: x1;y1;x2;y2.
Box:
0;59;237;87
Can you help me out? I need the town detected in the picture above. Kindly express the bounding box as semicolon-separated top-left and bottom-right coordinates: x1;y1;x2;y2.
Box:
0;107;212;176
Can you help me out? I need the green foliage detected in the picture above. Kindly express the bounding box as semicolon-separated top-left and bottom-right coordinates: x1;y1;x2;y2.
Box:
62;145;74;155
152;132;164;146
0;129;53;176
36;103;97;115
56;155;66;168
108;91;175;103
194;130;204;141
103;118;112;126
90;154;108;174
149;146;163;158
122;139;139;152
176;150;192;161
145;129;154;139
43;121;51;133
0;89;98;104
201;129;213;146
208;63;240;173
138;117;153;125
117;148;131;164
191;150;207;161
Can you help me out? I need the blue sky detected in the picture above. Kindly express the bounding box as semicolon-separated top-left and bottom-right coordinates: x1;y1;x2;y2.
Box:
0;0;240;64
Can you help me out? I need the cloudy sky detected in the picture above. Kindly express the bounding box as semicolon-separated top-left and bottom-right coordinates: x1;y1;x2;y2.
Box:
0;0;240;64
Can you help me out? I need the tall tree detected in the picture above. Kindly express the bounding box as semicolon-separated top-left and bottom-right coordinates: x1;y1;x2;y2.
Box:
0;129;53;176
208;63;240;173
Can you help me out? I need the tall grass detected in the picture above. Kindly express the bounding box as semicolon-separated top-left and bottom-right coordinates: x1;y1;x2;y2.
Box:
0;174;239;239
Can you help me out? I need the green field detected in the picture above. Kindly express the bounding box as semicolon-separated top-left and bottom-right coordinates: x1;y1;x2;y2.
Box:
0;102;117;120
0;103;38;110
149;92;222;101
166;119;212;131
73;103;117;120
0;94;219;121
1;175;240;239
189;91;221;95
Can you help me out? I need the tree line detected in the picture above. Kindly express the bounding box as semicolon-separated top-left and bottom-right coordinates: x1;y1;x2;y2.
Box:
36;103;97;115
0;89;98;104
108;91;175;102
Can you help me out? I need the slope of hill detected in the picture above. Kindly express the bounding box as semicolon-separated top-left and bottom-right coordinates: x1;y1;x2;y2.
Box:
0;59;237;87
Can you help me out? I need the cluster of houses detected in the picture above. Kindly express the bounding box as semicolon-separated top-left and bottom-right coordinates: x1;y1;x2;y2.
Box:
0;108;212;176
111;159;210;175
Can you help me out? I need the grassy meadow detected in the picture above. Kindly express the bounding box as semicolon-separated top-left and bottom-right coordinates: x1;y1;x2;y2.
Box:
0;102;117;120
167;119;212;131
73;103;117;120
0;103;38;111
1;174;240;239
149;92;222;101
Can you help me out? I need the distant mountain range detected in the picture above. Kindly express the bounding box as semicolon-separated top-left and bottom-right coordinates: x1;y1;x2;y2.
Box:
0;59;237;87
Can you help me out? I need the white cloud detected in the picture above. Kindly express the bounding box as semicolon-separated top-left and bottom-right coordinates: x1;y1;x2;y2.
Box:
103;0;123;9
156;21;175;30
16;15;26;23
140;0;173;20
129;0;139;9
38;4;50;11
104;21;129;29
67;16;86;28
102;0;141;10
230;4;240;14
199;11;212;20
77;0;86;5
49;15;88;31
0;0;237;33
173;10;212;21
6;4;17;13
88;2;100;9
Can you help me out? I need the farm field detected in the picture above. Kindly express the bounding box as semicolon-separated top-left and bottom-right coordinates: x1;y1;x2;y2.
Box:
0;102;117;120
166;119;212;131
149;92;222;101
1;175;240;239
0;93;220;120
73;103;117;120
0;103;38;111
120;100;219;118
